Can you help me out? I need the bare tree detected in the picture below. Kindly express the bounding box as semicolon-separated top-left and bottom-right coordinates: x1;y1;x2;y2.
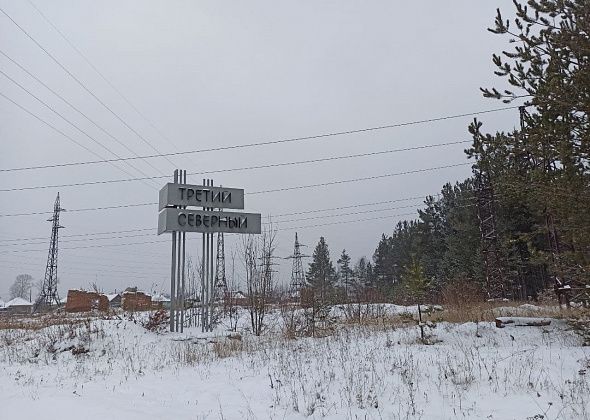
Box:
186;255;202;327
9;274;33;300
243;224;277;336
224;246;240;332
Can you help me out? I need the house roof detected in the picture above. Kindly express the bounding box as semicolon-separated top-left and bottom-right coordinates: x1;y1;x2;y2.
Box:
5;297;32;307
106;294;120;301
0;299;5;308
152;294;170;302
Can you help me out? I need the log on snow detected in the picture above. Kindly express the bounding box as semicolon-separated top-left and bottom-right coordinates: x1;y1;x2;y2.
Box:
495;317;552;328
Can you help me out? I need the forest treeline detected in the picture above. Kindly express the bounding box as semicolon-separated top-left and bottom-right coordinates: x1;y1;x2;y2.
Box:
304;1;590;304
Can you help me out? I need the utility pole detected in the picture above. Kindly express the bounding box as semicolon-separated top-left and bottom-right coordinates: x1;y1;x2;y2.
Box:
475;171;508;299
34;193;64;312
285;232;308;300
214;231;228;301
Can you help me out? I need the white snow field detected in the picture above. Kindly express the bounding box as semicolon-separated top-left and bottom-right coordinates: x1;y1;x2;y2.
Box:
0;306;589;420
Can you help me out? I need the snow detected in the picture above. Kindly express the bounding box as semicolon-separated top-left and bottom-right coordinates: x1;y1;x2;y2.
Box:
151;294;170;302
5;297;32;307
0;307;588;419
105;293;120;302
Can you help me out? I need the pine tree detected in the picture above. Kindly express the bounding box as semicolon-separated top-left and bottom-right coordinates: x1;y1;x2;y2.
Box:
337;249;353;296
373;234;395;293
402;257;430;304
306;237;336;303
477;0;590;290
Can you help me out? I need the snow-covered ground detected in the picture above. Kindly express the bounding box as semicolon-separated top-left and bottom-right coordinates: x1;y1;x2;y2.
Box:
0;306;589;419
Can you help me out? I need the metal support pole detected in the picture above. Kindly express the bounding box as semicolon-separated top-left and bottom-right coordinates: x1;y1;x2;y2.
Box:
180;170;186;333
170;169;178;332
176;224;182;331
202;178;208;332
209;180;214;331
201;229;206;331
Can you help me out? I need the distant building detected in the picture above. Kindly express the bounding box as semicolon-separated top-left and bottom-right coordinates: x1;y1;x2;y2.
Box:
121;290;152;311
225;290;248;306
4;297;33;314
151;294;171;310
106;293;121;308
65;290;109;313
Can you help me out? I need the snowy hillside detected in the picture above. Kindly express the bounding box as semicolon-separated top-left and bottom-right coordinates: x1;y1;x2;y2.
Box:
0;307;589;419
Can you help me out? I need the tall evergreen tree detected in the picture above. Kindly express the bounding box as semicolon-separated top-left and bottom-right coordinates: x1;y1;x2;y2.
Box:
337;249;353;294
373;234;395;292
306;237;336;302
476;0;590;289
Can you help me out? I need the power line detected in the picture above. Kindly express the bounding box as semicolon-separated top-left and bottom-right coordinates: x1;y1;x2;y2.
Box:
0;105;518;172
0;211;419;254
0;136;469;173
0;143;470;191
274;204;421;225
0;193;444;220
0;239;168;254
278;212;418;232
25;0;185;170
0;227;154;242
249;163;471;195
0;68;159;189
0;6;170;176
0;164;476;218
0;92;111;169
0;49;168;185
0;232;157;248
0;203;425;247
0;202;155;218
273;196;428;217
1;197;481;254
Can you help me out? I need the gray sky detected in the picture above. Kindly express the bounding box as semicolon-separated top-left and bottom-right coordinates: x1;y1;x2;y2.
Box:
0;0;521;299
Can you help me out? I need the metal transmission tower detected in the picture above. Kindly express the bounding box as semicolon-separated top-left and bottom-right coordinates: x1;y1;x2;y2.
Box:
214;232;228;301
34;193;64;311
475;171;508;299
285;233;308;299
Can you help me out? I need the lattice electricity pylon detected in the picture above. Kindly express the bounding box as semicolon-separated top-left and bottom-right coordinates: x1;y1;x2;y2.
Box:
474;171;509;299
284;232;309;299
475;172;503;297
213;232;228;302
34;193;64;312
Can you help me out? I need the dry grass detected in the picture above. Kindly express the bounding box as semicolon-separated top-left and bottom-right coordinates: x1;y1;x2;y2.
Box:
432;300;586;324
212;337;244;358
0;313;87;331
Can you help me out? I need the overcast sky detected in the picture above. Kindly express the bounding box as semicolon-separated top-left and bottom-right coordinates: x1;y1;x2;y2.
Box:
0;0;522;300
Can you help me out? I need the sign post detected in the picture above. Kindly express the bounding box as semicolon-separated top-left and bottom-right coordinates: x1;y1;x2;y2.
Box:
158;173;261;332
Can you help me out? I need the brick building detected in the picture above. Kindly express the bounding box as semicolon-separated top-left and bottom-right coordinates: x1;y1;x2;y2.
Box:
121;291;152;311
65;290;109;313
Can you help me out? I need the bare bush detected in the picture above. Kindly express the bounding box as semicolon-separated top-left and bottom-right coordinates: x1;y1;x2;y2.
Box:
142;309;170;333
243;224;277;336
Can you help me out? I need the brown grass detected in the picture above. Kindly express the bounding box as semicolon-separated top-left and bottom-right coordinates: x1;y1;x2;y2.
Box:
0;312;114;331
212;337;244;358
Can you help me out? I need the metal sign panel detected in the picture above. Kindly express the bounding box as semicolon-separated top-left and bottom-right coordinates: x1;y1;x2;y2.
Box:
158;208;261;235
158;183;245;211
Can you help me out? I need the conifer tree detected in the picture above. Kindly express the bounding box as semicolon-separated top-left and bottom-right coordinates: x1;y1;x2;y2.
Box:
306;237;336;302
337;249;353;296
476;0;590;288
